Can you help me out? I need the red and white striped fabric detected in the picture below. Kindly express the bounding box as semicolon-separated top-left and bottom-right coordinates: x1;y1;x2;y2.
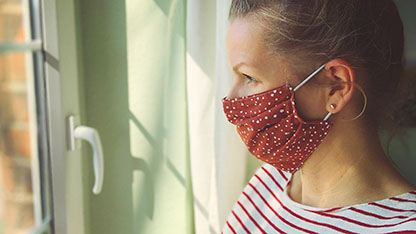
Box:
222;164;416;234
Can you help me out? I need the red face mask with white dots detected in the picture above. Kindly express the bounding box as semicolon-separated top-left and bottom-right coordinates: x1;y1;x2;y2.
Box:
222;64;333;173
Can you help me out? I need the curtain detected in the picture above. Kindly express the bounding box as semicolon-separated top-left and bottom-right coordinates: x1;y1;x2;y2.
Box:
80;0;250;233
81;0;195;233
186;1;249;233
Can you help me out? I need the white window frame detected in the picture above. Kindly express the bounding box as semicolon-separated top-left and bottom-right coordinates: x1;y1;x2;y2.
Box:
39;0;87;233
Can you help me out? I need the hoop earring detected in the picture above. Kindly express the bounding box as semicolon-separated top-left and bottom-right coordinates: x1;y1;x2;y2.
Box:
342;84;368;122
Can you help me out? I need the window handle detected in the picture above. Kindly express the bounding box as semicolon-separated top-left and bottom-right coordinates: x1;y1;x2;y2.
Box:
67;115;104;194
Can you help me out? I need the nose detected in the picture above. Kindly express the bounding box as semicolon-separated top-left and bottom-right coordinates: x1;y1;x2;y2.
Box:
227;80;241;99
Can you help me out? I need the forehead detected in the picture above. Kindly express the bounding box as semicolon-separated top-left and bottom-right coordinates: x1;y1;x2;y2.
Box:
226;17;297;82
226;17;270;68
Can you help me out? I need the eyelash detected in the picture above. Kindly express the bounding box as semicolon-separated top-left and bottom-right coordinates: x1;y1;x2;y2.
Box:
243;74;257;84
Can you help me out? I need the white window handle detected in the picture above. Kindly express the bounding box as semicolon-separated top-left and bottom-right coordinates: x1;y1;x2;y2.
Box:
67;115;104;194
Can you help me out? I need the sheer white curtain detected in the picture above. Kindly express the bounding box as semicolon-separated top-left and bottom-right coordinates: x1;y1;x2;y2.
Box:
186;0;248;233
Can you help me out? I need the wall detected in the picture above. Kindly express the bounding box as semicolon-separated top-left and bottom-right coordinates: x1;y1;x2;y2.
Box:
388;0;416;185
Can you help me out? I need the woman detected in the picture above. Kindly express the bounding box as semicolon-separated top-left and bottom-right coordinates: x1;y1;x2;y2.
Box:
221;0;416;233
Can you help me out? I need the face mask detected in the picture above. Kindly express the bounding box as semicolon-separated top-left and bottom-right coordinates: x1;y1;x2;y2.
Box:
222;64;332;173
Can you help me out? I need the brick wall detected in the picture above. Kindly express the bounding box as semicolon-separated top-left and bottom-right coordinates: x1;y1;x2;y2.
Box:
0;0;35;233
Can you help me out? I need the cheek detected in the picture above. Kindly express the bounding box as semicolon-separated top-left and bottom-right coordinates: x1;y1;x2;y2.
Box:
294;88;327;120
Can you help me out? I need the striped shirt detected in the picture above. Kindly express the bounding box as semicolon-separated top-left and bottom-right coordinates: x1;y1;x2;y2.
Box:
222;164;416;234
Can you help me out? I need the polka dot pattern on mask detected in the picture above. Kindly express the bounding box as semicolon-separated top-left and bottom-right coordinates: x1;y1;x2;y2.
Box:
222;84;333;173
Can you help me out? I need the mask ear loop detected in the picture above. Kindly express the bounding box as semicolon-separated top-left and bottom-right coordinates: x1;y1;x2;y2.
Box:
293;63;329;120
292;64;368;122
293;63;327;92
323;112;332;121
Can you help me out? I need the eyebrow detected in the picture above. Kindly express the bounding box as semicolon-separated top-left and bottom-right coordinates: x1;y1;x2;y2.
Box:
232;62;247;72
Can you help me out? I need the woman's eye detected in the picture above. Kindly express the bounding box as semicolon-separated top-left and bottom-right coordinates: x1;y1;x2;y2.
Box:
243;74;257;84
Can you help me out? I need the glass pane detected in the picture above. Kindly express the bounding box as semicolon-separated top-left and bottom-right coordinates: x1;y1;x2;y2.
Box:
0;0;26;43
0;50;37;233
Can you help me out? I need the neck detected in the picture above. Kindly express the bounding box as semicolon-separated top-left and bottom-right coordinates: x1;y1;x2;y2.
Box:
288;118;414;208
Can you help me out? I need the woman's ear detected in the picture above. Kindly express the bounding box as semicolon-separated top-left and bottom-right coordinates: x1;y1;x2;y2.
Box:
324;59;355;114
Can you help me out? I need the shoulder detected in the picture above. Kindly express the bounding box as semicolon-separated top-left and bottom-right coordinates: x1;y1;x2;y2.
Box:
222;164;292;233
343;191;416;232
365;191;416;216
245;163;292;194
